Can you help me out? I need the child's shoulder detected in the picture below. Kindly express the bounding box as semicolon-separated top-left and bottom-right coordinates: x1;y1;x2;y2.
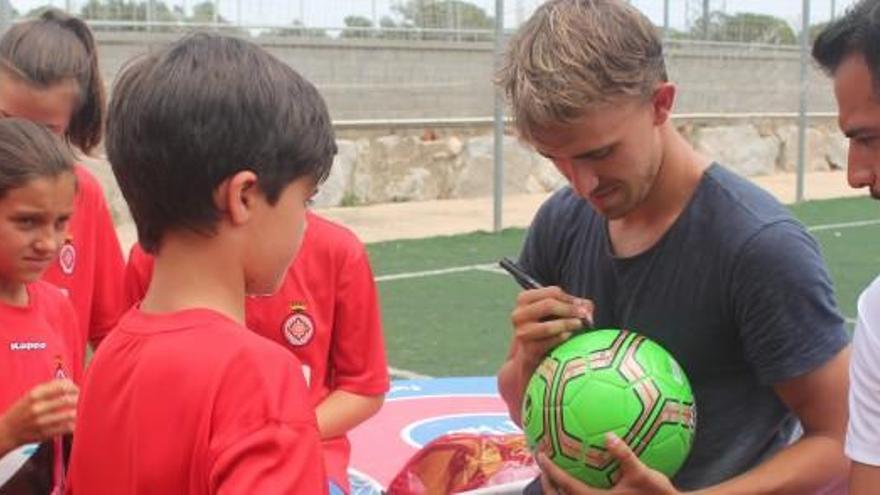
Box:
124;308;295;370
29;280;75;312
303;212;369;267
306;212;363;249
24;281;78;336
71;164;104;196
166;311;308;414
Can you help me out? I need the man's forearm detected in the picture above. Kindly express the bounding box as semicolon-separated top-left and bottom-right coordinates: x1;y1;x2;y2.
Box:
498;353;541;427
849;462;880;495
693;433;848;495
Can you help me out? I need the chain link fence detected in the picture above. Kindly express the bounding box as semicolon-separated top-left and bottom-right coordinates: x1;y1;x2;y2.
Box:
0;1;858;208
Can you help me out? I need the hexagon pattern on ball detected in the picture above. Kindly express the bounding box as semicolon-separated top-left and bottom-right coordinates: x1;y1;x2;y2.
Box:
522;329;696;488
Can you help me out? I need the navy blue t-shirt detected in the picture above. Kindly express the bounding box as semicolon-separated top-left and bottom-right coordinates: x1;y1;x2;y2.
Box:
519;163;849;490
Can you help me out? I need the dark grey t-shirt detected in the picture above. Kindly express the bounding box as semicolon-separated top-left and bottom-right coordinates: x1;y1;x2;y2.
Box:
519;164;849;490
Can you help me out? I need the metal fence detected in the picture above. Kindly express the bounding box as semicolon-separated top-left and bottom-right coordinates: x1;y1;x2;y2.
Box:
0;0;857;222
0;1;849;43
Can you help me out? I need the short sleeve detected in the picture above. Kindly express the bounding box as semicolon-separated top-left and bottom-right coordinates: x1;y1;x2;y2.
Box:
209;344;326;494
846;277;880;466
210;420;326;494
730;220;849;385
329;242;390;395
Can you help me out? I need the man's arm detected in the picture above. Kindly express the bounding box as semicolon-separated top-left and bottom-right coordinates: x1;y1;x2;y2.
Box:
850;463;880;495
703;222;851;493
694;346;850;494
498;344;539;427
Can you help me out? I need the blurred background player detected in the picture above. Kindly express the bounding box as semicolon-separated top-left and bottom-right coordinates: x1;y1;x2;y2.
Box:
68;33;336;493
0;118;80;494
0;9;126;357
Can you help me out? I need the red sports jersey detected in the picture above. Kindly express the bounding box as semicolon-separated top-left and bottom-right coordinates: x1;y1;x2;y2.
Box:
124;212;390;492
0;281;80;494
42;165;125;352
68;308;327;495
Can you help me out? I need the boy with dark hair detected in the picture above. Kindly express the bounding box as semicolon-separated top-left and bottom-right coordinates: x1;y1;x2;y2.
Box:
123;210;390;494
814;2;880;493
68;32;336;494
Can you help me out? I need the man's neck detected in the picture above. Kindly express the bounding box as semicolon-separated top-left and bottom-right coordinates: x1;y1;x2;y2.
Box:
609;125;708;257
141;232;247;325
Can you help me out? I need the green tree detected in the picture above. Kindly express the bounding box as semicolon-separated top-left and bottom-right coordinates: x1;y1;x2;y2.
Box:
25;5;59;19
391;0;493;41
0;0;17;21
80;0;179;30
187;1;229;24
260;19;328;39
809;21;830;43
691;12;797;45
377;15;409;40
341;15;374;39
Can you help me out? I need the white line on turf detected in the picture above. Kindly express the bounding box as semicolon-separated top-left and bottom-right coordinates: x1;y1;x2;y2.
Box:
380;216;875;378
374;218;880;284
388;366;434;380
375;263;495;282
474;265;508;275
809;218;880;232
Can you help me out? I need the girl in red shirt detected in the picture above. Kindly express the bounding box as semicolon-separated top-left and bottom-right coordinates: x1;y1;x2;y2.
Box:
0;119;81;494
0;9;125;358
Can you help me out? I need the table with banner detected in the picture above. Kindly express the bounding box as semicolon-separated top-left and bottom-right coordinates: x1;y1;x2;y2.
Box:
347;377;538;494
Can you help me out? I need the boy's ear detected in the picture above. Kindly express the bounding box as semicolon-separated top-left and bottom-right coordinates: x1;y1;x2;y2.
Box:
214;170;260;226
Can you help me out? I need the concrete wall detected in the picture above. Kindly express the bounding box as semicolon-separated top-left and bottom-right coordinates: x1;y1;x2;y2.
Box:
93;33;837;120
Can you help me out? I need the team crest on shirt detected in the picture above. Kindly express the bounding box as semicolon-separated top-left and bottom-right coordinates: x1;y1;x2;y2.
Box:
282;303;315;347
58;238;76;276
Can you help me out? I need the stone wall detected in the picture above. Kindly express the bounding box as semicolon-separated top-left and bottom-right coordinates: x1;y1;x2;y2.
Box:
311;117;848;208
82;117;848;222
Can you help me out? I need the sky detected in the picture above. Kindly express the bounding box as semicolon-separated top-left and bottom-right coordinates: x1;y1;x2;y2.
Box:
6;0;863;31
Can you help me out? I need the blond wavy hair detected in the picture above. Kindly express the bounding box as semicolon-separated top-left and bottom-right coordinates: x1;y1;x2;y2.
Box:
498;0;667;141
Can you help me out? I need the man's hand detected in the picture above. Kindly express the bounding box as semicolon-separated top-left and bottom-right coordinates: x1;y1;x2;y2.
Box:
498;286;593;426
0;379;78;455
538;433;680;495
511;286;593;371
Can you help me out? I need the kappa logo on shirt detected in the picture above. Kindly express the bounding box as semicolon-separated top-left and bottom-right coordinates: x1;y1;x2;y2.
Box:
282;303;315;347
58;238;76;276
9;341;48;351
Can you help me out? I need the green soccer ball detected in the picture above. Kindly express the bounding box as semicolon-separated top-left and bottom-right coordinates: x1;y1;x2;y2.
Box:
522;329;696;488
